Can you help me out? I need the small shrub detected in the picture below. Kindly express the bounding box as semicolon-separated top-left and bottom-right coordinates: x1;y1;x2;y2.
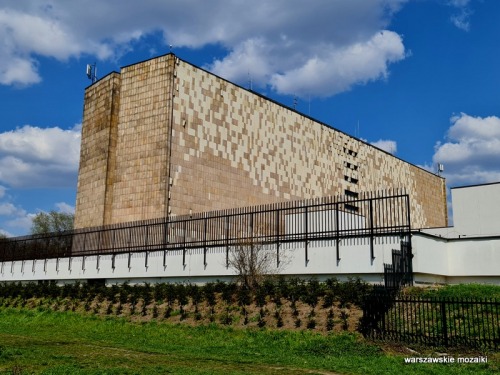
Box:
237;286;252;307
326;308;334;331
255;286;267;307
221;312;233;325
257;316;266;328
276;315;284;328
164;305;172;319
105;302;113;315
306;318;316;330
179;306;187;320
340;310;349;331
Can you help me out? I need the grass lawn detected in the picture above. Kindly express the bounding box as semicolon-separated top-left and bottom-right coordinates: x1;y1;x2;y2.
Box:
0;307;498;375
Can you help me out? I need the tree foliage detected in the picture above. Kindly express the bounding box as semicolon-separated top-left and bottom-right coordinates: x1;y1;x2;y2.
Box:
31;211;74;235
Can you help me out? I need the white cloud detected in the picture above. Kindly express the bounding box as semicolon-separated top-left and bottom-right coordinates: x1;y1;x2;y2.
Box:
432;113;500;186
0;124;81;188
448;0;472;31
268;31;405;97
0;0;408;96
0;202;23;216
0;198;31;236
3;213;35;235
55;202;75;214
370;139;397;154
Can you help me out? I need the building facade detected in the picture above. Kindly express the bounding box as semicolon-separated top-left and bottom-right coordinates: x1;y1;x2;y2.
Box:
74;53;447;229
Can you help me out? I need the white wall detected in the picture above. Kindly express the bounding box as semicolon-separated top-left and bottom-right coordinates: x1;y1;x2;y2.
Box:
412;233;500;284
0;237;401;285
2;233;498;285
451;182;500;236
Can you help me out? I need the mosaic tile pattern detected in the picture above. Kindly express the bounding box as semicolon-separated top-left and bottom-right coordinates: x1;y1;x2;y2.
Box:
74;54;447;230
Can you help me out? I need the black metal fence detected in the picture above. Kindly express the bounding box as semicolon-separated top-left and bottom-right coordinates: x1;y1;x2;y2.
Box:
361;294;500;349
0;190;411;264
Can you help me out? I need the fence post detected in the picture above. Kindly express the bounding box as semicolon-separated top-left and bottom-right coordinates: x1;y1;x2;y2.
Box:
305;206;309;264
203;217;207;267
225;215;229;268
441;300;449;347
276;209;280;267
369;198;375;260
335;204;340;262
182;220;187;267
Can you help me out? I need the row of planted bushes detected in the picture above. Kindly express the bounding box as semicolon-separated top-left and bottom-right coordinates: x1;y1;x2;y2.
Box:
0;277;373;332
0;277;373;308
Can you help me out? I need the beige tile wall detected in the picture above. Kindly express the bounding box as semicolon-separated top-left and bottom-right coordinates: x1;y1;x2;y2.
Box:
74;54;447;230
74;73;120;228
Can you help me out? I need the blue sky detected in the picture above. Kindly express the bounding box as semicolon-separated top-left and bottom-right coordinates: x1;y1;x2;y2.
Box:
1;0;499;236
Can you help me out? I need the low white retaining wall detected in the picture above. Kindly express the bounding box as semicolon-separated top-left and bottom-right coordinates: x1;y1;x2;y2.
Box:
1;234;499;285
0;238;401;285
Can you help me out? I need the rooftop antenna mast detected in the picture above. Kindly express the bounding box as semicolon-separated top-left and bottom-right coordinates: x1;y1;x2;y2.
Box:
86;62;97;83
437;163;444;176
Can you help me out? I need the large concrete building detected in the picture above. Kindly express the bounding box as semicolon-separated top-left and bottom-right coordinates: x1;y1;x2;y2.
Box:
74;53;447;229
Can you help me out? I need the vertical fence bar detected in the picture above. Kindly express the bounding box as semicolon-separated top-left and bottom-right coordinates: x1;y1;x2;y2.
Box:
441;300;448;347
276;209;280;267
335;202;340;262
369;198;375;260
182;219;187;267
305;206;309;263
225;215;229;268
203;217;207;266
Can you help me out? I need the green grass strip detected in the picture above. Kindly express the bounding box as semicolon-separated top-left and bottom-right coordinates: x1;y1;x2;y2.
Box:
0;307;498;374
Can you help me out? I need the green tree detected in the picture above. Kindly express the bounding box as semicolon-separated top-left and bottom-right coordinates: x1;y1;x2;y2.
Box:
31;211;74;234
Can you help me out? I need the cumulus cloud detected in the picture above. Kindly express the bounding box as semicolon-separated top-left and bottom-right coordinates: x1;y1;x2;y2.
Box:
0;202;23;216
0;197;31;236
0;0;408;96
269;31;405;96
370;139;397;155
55;202;75;214
0;7;109;85
432;113;500;186
0;124;81;188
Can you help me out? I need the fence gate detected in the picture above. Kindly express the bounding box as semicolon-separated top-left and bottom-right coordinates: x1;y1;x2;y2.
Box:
384;240;413;289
